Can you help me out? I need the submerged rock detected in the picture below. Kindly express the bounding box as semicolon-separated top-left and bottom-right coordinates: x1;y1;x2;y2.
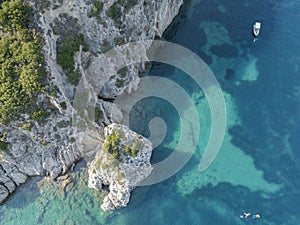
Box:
225;68;235;80
88;123;153;211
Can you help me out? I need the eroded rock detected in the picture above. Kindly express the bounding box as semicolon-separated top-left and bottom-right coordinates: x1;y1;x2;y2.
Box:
88;123;153;211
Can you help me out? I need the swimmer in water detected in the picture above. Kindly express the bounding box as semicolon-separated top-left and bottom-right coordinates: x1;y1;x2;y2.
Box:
244;212;251;218
253;214;261;219
240;212;251;219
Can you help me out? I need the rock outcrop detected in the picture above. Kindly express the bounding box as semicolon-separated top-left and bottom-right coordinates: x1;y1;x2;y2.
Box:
0;0;183;205
88;123;152;211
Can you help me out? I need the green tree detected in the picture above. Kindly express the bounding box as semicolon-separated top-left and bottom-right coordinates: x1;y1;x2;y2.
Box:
0;0;31;32
0;0;45;122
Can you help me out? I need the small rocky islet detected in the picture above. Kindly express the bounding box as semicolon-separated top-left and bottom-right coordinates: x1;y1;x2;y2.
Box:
88;123;153;211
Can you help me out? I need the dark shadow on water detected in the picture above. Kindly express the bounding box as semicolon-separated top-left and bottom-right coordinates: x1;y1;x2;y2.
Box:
2;160;87;211
210;44;239;58
3;176;42;210
129;96;181;163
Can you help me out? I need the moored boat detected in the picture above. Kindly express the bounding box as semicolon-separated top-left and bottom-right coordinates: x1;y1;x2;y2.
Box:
253;22;261;37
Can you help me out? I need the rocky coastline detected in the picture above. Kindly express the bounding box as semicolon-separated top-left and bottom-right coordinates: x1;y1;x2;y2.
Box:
0;0;183;206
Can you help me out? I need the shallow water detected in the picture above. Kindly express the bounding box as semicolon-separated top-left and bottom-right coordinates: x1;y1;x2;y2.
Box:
1;0;300;224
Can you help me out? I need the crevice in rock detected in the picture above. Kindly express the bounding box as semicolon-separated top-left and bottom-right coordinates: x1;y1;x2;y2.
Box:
0;164;7;174
5;176;18;189
98;96;115;103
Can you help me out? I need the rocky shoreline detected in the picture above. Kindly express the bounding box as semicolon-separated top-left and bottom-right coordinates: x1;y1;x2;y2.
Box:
0;0;183;206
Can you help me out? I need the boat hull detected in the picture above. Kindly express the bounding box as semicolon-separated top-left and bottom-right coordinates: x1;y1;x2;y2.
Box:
253;27;260;37
253;22;261;37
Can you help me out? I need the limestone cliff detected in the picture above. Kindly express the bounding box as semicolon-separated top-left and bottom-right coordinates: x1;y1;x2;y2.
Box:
0;0;183;204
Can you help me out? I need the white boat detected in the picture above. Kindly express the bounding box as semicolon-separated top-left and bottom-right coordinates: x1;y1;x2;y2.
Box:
253;22;261;37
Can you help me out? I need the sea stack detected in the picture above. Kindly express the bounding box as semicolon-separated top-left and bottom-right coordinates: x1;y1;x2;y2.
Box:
88;123;153;211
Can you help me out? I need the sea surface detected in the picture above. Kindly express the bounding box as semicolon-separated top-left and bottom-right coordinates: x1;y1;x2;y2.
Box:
1;0;300;224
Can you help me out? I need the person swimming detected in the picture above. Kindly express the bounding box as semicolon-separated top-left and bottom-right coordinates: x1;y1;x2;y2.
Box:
253;214;261;219
240;212;251;219
239;212;261;219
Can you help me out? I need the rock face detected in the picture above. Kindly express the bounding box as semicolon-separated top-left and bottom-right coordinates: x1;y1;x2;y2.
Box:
0;0;183;205
88;123;153;211
0;185;9;203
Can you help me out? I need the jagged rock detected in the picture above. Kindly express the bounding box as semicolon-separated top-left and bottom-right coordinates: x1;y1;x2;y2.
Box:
97;100;123;124
0;164;27;187
16;154;44;177
4;180;16;193
0;185;9;204
88;123;153;211
8;171;27;186
0;168;16;194
43;155;62;179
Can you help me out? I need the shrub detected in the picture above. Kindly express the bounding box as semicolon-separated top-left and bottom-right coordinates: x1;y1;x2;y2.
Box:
102;130;121;160
40;139;47;145
102;129;142;160
115;78;124;88
123;0;138;11
0;141;9;152
30;110;49;124
92;0;104;17
95;107;103;121
107;2;121;20
102;39;112;52
60;102;67;110
67;70;81;86
56;34;88;85
118;67;128;78
21;122;32;131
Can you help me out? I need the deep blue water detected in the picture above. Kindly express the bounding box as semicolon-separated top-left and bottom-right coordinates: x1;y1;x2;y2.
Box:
1;0;300;224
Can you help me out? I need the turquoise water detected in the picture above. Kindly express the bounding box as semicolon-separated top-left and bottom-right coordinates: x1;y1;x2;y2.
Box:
1;0;300;224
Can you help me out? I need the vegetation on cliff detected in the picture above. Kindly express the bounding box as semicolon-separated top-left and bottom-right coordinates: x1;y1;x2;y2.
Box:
102;129;140;160
56;33;88;85
0;0;45;122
